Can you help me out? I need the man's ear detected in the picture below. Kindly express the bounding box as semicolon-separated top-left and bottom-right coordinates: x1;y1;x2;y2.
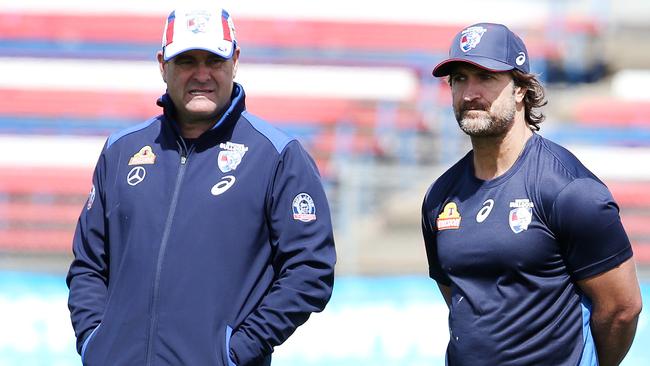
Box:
156;51;167;83
515;85;526;103
231;46;241;79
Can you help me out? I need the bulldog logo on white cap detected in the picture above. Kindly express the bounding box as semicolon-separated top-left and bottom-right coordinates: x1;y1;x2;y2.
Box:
162;5;237;61
187;12;210;34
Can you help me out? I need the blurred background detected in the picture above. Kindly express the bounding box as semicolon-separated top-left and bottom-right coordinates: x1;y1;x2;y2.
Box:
0;0;649;364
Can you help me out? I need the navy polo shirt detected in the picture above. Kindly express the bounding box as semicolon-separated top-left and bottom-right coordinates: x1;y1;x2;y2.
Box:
422;133;632;365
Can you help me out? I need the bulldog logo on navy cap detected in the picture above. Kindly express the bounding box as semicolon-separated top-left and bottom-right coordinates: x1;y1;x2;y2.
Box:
460;26;487;52
433;23;529;77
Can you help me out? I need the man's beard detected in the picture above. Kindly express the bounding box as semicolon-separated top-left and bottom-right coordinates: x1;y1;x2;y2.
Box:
454;94;516;137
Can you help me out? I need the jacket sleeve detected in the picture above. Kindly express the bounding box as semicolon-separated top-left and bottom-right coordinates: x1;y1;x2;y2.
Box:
229;140;336;365
66;146;110;355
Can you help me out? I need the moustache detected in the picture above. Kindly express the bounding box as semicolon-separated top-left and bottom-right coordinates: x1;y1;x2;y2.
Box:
460;102;489;113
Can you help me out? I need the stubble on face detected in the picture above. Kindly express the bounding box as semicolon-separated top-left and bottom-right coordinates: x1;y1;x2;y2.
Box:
454;87;516;137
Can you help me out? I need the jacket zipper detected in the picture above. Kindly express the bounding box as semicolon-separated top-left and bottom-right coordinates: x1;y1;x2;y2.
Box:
144;150;188;365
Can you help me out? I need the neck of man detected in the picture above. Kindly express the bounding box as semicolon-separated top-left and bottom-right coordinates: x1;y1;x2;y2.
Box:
470;114;533;181
178;119;219;139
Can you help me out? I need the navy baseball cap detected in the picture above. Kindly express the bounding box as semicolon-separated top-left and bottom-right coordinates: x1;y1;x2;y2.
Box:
432;23;529;77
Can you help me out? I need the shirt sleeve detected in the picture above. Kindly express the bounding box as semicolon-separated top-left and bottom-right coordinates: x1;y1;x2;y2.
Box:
229;140;336;365
550;178;633;280
66;144;110;355
422;191;452;286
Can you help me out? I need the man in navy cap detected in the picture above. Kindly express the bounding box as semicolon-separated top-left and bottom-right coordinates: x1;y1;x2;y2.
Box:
421;23;642;365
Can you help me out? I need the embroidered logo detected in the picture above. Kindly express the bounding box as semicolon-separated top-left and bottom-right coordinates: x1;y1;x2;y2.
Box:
187;11;210;34
211;175;236;196
509;199;534;233
218;141;248;173
516;52;526;66
476;199;494;223
86;184;96;210
460;26;487;52
292;193;316;222
127;166;146;186
437;202;462;230
128;146;156;165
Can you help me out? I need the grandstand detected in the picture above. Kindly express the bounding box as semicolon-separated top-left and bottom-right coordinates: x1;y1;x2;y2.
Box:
1;0;649;364
1;0;648;274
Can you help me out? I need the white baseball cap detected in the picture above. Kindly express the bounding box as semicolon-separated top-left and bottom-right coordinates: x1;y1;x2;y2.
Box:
161;4;237;61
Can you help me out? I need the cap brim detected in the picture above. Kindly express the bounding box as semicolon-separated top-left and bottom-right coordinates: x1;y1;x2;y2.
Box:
163;41;235;62
432;56;514;77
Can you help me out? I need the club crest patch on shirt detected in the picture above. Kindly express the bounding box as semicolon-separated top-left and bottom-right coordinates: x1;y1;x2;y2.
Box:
128;146;156;165
437;202;462;230
218;141;248;173
292;193;316;222
509;199;534;233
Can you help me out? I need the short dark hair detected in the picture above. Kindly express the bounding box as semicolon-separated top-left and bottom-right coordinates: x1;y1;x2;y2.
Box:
511;70;547;131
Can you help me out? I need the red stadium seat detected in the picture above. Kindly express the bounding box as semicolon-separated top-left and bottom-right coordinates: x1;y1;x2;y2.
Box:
573;97;650;126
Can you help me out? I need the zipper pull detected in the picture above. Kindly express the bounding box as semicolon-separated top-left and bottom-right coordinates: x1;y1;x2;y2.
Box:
180;155;187;164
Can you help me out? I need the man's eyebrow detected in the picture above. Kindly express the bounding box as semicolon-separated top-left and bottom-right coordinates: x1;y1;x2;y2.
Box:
174;55;194;61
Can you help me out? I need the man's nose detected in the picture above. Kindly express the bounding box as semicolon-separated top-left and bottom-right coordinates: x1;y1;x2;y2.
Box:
193;63;211;82
462;80;482;101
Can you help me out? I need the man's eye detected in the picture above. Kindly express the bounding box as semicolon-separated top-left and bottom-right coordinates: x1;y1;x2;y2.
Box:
207;59;225;67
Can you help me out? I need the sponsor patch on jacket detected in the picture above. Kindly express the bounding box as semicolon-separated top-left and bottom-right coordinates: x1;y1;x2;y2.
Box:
128;146;156;165
218;141;248;173
509;199;534;233
211;175;236;196
126;166;146;186
292;193;316;222
437;202;461;230
86;184;96;210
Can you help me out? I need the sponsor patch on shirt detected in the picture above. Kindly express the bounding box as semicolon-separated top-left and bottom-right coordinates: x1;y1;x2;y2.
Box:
509;199;534;233
128;146;156;165
218;141;248;173
476;199;495;223
437;202;462;230
292;193;316;222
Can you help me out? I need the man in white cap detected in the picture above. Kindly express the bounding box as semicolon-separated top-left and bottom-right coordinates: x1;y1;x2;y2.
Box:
421;23;641;365
67;3;336;365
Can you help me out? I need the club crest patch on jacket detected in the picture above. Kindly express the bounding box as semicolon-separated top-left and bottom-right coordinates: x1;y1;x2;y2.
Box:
218;141;248;173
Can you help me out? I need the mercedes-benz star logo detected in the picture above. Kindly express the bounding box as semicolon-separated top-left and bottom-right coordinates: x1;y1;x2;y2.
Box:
127;166;146;186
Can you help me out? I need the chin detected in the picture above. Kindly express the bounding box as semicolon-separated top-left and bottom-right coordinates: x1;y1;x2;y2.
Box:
186;101;219;115
460;117;489;131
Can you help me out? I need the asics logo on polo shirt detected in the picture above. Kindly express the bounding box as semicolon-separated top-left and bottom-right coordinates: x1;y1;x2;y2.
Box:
476;199;494;223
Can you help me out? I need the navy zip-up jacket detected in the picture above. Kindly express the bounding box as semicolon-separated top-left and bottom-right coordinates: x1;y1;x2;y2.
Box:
67;83;336;366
